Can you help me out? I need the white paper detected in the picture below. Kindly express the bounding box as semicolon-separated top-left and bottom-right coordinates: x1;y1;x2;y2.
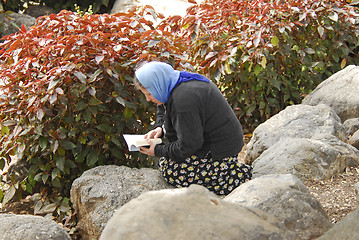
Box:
123;134;162;151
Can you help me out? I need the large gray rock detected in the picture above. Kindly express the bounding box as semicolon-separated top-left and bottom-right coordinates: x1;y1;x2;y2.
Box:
348;130;359;150
0;214;70;240
252;134;359;180
70;165;172;240
111;0;201;17
100;184;296;240
317;207;359;240
302;65;359;122
343;118;359;136
245;104;346;164
0;13;36;38
224;174;332;240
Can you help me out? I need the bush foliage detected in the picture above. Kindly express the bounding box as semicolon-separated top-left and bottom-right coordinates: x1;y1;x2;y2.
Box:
1;0;116;14
0;7;189;215
161;0;359;130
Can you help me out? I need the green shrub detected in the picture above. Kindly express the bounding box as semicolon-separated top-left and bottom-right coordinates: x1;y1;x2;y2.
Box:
0;8;188;217
161;0;359;132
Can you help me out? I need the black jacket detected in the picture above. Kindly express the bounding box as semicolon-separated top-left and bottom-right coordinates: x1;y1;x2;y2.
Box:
154;80;244;162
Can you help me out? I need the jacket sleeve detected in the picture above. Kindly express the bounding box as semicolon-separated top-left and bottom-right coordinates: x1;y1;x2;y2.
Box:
154;109;204;162
153;104;165;130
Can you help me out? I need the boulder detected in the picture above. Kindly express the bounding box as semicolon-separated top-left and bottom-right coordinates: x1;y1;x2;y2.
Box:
252;134;359;180
343;118;359;136
24;5;56;19
355;182;359;202
100;184;296;240
317;207;359;240
302;65;359;122
111;0;202;17
70;165;172;240
245;104;346;164
348;130;359;150
0;214;70;240
224;174;332;240
0;13;36;39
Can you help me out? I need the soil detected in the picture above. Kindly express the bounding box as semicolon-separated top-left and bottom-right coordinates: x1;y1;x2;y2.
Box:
303;165;359;224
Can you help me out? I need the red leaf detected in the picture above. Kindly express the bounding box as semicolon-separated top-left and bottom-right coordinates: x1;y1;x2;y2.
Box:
20;24;27;33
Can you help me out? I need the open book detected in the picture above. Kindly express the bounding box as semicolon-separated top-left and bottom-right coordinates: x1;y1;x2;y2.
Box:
123;134;162;151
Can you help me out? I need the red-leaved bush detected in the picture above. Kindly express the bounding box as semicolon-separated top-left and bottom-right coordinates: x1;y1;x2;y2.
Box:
0;7;190;216
161;0;359;130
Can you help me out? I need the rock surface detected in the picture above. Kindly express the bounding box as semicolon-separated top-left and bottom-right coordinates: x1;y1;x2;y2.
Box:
245;104;347;164
0;214;71;240
252;134;359;180
100;184;296;240
70;165;172;240
302;65;359;122
0;13;36;38
348;130;359;150
343;118;359;136
224;174;332;240
317;207;359;240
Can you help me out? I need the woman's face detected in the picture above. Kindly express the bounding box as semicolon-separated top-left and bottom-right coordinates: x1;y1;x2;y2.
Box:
140;88;163;105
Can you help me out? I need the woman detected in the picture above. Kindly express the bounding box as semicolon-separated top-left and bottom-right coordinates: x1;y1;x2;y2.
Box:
134;61;252;195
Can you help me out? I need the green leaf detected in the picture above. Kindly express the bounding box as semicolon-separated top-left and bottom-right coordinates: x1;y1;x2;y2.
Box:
123;107;133;119
111;137;122;147
96;123;112;133
0;158;5;170
87;150;99;166
76;101;87;111
84;109;92;122
1;125;9;136
271;36;279;46
88;98;102;106
0;189;3;202
115;96;126;107
75;151;87;163
317;26;324;39
26;183;33;194
304;48;315;54
2;185;16;206
66;159;77;169
39;137;48;150
254;65;261;76
269;78;281;90
52;168;61;180
79;136;87;144
42;173;49;184
246;104;256;116
60;140;77;150
55;154;65;172
52;177;62;189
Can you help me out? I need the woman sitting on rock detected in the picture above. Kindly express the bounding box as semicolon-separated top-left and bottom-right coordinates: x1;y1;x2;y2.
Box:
134;61;252;195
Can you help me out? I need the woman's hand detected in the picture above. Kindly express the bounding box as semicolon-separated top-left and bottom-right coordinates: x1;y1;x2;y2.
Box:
144;127;162;139
140;139;157;156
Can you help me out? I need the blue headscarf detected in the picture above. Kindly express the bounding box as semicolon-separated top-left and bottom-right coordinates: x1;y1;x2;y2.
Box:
135;62;210;103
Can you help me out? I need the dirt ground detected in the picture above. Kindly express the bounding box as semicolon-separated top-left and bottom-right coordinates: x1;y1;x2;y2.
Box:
303;165;359;223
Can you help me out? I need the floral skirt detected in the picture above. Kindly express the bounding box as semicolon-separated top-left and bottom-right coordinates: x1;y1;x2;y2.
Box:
158;152;253;195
